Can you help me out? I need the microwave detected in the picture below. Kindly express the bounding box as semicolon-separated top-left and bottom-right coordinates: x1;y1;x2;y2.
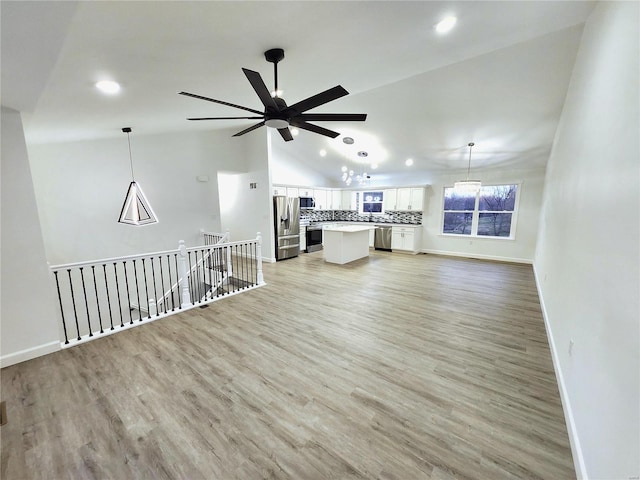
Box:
300;197;315;208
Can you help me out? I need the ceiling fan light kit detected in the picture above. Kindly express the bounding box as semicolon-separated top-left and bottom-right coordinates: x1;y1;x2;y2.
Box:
179;48;367;142
454;142;482;194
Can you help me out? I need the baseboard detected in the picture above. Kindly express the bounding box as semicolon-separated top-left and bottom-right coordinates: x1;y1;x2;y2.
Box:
532;264;587;479
421;249;532;264
0;340;60;368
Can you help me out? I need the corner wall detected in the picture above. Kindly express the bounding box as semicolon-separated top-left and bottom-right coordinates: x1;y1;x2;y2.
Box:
27;129;238;265
421;167;545;263
534;3;639;478
1;108;60;366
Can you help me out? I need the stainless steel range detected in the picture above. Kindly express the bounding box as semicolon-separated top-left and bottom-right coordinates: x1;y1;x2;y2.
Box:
305;225;323;252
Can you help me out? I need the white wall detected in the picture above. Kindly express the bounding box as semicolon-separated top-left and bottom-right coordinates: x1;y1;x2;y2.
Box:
27;129;242;264
1;108;61;366
219;129;274;261
422;167;545;263
270;138;334;187
534;3;639;479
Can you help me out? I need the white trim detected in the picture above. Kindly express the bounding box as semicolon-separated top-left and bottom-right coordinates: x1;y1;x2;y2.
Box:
0;340;60;368
420;248;532;264
533;264;587;480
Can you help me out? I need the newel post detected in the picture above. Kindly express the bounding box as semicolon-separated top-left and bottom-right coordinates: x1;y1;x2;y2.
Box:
178;240;191;307
256;232;265;285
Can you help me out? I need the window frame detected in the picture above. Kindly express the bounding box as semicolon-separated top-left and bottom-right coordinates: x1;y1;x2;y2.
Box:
359;191;385;215
441;183;521;239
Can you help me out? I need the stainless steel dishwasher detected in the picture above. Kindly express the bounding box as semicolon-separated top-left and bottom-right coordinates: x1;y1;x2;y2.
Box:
374;226;392;251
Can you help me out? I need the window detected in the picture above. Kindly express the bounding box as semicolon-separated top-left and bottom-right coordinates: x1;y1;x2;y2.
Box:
443;184;518;238
360;191;384;214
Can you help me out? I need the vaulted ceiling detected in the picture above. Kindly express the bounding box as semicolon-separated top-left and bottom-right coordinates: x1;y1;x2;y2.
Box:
1;1;595;184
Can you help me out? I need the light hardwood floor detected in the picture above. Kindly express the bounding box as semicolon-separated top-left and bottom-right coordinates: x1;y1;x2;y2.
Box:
1;251;575;479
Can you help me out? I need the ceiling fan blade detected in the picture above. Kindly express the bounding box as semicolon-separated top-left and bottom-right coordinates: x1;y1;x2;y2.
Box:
277;128;293;142
232;121;265;137
187;116;264;121
297;113;367;122
242;68;279;111
289;119;340;139
179;91;263;115
284;85;349;115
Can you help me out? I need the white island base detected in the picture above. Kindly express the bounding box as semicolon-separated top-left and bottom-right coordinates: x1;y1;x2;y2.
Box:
323;225;373;265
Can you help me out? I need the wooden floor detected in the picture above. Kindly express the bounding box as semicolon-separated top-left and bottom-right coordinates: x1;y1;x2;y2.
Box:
1;251;575;479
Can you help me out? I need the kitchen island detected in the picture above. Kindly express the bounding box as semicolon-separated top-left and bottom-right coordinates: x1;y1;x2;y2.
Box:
323;225;373;264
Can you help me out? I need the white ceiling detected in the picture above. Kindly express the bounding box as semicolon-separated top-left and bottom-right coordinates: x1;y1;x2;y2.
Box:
1;1;595;183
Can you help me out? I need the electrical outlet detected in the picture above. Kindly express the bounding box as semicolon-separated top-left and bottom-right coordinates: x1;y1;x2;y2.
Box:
569;339;574;356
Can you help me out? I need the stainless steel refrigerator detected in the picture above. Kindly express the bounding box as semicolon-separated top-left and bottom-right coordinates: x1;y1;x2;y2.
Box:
273;195;300;261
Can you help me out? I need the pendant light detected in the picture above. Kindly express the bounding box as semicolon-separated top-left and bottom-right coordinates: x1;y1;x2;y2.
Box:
118;127;158;226
454;142;481;194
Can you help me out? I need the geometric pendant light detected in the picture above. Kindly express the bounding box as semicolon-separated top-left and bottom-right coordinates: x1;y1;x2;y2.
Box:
453;142;482;195
118;127;158;225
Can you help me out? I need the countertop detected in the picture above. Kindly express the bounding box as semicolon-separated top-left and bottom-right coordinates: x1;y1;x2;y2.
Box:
307;221;421;228
323;225;374;233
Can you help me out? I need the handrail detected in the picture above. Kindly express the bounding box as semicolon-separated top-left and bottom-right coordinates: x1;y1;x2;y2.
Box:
50;247;180;271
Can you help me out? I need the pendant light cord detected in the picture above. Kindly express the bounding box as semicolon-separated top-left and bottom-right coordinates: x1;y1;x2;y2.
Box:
466;142;474;181
126;131;135;181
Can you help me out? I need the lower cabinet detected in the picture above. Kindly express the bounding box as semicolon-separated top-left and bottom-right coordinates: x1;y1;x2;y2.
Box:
300;226;306;252
391;226;422;254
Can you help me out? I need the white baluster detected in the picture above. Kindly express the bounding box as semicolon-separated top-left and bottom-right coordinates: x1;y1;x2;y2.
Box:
178;240;191;307
256;232;265;285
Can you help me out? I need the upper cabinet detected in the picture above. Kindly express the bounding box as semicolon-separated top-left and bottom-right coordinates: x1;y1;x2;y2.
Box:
273;185;286;196
396;187;424;211
313;189;328;210
383;189;397;210
299;187;313;197
286;187;299;198
342;190;354;210
382;187;424;210
329;190;342;210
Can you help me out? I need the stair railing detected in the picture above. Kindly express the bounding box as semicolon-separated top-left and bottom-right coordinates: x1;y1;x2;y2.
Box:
50;232;265;347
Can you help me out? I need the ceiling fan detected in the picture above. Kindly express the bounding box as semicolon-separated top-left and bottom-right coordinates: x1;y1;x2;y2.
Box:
179;48;367;142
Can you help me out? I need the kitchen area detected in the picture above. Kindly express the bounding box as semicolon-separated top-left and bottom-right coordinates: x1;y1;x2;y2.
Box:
273;185;425;263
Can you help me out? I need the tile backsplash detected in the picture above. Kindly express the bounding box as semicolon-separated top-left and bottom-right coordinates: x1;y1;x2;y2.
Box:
301;209;422;225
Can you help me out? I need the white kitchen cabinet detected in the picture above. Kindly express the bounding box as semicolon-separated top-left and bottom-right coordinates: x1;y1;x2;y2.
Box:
287;187;299;198
273;185;286;196
330;190;342;210
391;226;422;254
299;187;313;197
342;190;354;210
299;226;306;252
396;187;424;211
313;189;328;210
384;189;397;210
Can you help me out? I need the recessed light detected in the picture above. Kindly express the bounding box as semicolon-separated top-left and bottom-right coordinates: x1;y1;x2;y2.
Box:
343;137;354;145
405;158;414;166
357;151;368;157
319;149;327;157
435;16;457;34
95;80;121;95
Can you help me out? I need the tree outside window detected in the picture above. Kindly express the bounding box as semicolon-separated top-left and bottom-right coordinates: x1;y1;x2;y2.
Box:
443;184;518;238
